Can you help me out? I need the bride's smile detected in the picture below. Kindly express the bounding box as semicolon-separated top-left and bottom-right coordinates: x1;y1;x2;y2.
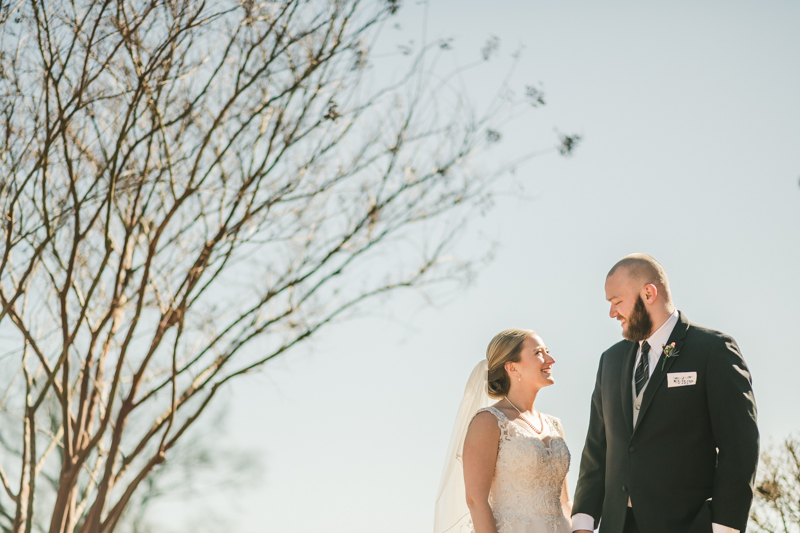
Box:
508;335;556;391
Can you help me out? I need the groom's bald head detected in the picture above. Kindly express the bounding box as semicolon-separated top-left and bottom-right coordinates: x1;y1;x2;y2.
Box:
607;253;672;305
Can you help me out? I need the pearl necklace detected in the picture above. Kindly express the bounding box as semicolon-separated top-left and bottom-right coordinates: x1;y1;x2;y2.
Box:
504;396;543;434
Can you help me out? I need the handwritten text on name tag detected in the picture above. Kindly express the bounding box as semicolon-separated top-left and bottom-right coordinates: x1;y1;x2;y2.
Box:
667;371;697;388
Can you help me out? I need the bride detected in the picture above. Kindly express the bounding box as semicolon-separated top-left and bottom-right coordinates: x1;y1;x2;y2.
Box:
434;329;572;533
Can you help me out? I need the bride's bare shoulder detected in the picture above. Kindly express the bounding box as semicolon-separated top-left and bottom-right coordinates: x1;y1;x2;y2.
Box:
466;410;501;442
488;401;518;421
470;403;513;427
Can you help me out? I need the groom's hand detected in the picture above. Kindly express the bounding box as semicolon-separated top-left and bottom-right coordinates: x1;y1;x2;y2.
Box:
574;530;592;533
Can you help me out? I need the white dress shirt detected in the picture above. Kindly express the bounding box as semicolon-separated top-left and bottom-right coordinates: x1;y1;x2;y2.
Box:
630;310;679;427
571;310;738;533
635;309;678;383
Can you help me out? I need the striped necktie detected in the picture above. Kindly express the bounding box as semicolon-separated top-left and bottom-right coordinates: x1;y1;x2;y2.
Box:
635;342;651;396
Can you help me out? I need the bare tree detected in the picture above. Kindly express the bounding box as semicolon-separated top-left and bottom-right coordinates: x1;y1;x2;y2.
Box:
0;1;569;532
119;402;263;533
751;435;800;533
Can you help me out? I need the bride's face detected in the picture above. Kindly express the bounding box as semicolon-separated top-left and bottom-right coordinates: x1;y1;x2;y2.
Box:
511;334;555;389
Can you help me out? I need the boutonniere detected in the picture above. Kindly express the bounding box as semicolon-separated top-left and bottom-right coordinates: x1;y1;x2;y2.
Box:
661;342;680;370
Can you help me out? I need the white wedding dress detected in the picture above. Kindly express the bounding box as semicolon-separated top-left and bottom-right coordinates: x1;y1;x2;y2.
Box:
472;407;572;533
434;361;572;533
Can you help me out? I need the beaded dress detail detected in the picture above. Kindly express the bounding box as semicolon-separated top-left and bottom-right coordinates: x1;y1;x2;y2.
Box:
472;407;571;533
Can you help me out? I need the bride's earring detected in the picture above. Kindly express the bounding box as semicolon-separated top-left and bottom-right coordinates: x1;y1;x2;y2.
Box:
517;373;521;381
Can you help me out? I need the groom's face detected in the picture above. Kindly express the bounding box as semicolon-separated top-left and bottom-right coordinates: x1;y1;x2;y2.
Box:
605;270;654;342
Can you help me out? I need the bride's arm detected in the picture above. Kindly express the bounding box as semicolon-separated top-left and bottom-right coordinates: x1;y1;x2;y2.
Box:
561;477;573;521
554;419;573;521
463;411;500;533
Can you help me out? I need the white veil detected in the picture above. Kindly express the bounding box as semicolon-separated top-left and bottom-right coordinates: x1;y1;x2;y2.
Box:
434;360;492;533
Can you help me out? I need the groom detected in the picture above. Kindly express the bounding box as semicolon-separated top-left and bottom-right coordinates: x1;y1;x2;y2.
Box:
572;254;759;533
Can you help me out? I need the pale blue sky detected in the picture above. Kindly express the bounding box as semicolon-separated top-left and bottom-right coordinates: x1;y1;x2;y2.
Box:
148;2;800;531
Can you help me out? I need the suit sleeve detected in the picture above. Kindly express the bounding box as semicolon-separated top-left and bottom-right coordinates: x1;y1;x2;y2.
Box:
572;353;607;524
706;336;759;531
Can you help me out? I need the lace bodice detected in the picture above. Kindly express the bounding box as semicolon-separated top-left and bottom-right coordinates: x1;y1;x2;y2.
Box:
475;406;571;533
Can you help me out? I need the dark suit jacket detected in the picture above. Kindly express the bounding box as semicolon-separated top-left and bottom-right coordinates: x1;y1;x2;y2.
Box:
573;312;759;533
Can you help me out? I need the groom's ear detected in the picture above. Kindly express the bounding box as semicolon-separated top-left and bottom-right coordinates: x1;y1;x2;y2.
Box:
642;283;658;304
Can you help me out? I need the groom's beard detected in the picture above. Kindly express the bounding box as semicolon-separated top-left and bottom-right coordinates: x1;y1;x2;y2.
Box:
623;296;654;342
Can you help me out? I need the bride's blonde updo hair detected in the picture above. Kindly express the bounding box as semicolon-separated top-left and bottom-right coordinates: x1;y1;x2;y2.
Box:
486;329;535;399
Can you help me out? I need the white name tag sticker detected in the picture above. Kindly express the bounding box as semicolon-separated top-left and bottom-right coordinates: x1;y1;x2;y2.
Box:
667;372;697;388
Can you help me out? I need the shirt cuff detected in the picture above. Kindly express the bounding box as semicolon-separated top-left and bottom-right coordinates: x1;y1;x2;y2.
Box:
712;524;739;533
571;513;595;531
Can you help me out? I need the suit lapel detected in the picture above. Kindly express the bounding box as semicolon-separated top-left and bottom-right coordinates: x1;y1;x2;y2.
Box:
620;340;637;436
633;312;691;436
